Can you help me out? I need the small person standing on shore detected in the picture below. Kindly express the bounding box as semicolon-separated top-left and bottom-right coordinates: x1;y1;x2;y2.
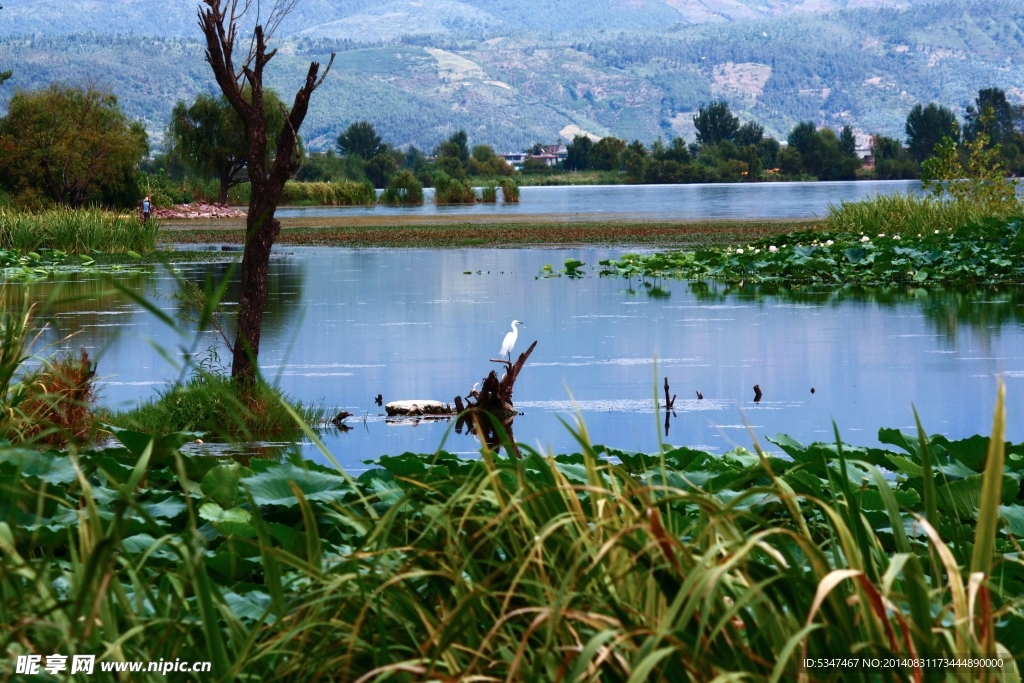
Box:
141;196;151;221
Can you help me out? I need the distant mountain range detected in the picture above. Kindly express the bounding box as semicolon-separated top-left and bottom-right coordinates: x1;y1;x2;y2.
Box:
0;0;940;38
1;0;1022;153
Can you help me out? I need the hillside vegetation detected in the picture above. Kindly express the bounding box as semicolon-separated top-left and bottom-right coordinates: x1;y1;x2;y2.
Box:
0;1;1021;150
0;0;942;37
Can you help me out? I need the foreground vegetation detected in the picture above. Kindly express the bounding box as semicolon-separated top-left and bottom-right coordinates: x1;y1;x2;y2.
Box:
1;391;1022;680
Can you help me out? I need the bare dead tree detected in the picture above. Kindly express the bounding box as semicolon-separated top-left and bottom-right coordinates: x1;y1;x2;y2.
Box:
198;0;334;382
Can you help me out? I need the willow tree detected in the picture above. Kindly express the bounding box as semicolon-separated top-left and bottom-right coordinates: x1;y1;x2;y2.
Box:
198;0;333;381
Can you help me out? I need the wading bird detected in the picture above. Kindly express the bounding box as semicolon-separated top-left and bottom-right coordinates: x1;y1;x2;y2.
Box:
500;320;524;363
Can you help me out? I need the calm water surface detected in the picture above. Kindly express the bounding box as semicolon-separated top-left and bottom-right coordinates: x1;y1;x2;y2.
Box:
42;247;1024;471
279;180;924;220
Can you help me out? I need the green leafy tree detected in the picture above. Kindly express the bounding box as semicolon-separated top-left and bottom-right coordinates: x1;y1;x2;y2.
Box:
736;121;764;147
365;152;397;188
434;130;471;178
922;110;1019;216
905;103;960;163
337;121;384;161
776;146;803;175
786;121;817;158
838;125;856;157
565;135;593;171
0;84;148;207
168;90;286;205
871;134;917;180
591;137;626;170
786;123;859;180
622;149;645;183
757;137;780;169
437;130;470;164
468;145;512;177
295;150;361;183
693;101;739;145
663;137;691;164
965;88;1015;146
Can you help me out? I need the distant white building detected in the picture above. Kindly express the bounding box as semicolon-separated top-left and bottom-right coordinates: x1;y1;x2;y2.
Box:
499;144;567;170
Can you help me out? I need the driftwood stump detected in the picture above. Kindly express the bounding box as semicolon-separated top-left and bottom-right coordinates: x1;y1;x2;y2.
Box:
455;340;537;457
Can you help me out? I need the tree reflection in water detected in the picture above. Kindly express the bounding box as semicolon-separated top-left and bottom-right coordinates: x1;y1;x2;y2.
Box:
685;280;1024;350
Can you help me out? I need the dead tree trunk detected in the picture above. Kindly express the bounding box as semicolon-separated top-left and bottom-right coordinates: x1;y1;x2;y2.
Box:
476;340;536;416
198;0;334;383
457;341;536;458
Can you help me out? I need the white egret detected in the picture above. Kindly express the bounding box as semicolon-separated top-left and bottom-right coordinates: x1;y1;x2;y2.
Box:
500;320;524;362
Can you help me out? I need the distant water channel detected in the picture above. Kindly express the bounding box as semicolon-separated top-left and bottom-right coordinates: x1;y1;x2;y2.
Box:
278;180;924;220
40;247;1024;471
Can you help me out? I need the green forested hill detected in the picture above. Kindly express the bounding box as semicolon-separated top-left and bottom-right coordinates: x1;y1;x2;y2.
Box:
0;0;941;37
0;1;1021;152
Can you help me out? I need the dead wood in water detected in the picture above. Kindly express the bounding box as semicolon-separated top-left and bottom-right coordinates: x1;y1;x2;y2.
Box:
455;340;537;458
663;377;676;410
469;340;537;416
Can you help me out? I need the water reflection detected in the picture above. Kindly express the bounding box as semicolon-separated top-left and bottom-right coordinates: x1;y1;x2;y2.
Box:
681;280;1024;348
166;259;309;350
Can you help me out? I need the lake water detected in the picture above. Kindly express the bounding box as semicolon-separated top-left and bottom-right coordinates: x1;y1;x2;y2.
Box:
278;180;925;220
39;247;1024;471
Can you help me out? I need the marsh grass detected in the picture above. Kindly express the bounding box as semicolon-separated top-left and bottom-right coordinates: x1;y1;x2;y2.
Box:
0;208;157;254
110;371;327;439
231;181;377;206
480;182;498;203
825;193;1009;236
16;348;98;445
498;176;520;202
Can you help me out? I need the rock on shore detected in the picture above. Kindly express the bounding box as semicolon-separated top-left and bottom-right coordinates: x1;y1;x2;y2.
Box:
152;203;247;220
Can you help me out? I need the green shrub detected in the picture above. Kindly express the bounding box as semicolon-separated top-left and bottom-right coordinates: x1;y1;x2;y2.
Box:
379;169;424;205
433;172;477;204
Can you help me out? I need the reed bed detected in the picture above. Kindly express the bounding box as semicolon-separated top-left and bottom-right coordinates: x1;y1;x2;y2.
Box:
498;176;520;202
825;193;1014;236
232;181;377;206
0;208;157;254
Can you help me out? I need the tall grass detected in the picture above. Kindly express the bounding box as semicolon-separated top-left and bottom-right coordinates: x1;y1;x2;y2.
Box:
110;370;327;439
0;208;158;254
826;193;1009;235
498;176;520;202
480;182;498;203
231;181;376;206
